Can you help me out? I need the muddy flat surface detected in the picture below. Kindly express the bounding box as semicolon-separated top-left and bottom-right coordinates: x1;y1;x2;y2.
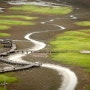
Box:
0;0;90;90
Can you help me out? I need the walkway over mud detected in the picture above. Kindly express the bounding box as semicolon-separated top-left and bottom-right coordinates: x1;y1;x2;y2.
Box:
0;58;30;65
0;39;41;73
0;63;41;73
0;40;17;56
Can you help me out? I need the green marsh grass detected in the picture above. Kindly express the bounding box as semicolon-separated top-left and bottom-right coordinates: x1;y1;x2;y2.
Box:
75;21;90;26
9;5;72;15
50;29;90;72
0;25;10;30
51;52;90;68
0;75;17;83
0;15;38;20
0;33;10;37
0;15;36;31
0;19;35;26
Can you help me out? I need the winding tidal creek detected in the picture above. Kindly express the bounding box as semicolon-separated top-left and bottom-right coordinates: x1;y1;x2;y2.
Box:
7;31;77;90
0;0;90;90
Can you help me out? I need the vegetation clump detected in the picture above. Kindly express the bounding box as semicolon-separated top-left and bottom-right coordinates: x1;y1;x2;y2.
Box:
0;15;38;20
0;33;10;37
9;5;72;15
0;75;17;90
0;14;37;29
0;19;35;26
50;29;90;72
75;21;90;26
0;25;10;30
0;75;17;83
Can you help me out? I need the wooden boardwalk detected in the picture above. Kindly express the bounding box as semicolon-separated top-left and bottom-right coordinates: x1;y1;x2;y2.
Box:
0;40;41;73
0;42;16;56
0;58;30;65
0;63;41;73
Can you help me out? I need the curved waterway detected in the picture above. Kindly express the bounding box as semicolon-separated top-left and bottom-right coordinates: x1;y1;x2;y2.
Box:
8;31;77;90
6;0;77;89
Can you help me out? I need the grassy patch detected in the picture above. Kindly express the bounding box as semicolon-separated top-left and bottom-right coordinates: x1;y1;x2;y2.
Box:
0;33;10;37
0;75;17;83
0;19;35;26
0;15;36;31
50;29;90;72
75;21;90;26
51;52;90;68
0;25;10;30
50;30;90;51
9;5;72;15
0;15;38;20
